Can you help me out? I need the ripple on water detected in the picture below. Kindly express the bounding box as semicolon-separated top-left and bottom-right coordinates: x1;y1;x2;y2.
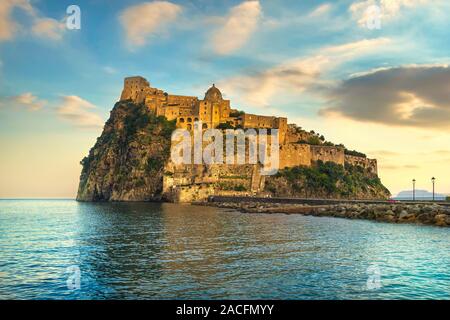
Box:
0;200;449;299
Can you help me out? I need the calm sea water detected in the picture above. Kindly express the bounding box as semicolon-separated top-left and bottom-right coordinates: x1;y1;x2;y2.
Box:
0;199;449;300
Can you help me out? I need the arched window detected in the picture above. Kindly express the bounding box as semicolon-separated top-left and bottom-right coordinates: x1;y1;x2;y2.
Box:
194;117;199;122
202;123;208;129
187;118;192;123
179;118;185;123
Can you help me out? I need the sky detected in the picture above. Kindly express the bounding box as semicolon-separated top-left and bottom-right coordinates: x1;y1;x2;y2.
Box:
0;0;449;198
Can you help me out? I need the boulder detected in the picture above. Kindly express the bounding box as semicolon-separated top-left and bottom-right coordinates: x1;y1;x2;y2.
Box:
398;210;416;223
417;212;434;224
434;214;448;227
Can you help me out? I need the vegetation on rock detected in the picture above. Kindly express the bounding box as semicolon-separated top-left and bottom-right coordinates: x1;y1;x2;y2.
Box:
77;101;176;201
344;149;367;158
229;110;245;117
265;161;390;199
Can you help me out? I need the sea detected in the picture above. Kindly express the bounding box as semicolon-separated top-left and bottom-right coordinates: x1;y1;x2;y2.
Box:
0;199;449;299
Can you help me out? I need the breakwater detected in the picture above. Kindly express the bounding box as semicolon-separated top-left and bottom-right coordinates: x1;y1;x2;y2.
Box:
201;198;450;227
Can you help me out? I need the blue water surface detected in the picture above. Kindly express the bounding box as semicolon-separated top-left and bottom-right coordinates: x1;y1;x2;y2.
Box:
0;200;449;299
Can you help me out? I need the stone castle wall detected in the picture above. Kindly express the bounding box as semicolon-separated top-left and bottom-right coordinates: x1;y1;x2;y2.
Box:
311;145;345;165
241;114;287;143
279;143;311;169
345;155;378;175
284;125;315;144
163;163;264;202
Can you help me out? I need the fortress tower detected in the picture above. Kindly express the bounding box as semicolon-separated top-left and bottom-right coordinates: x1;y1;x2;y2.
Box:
195;84;231;129
120;76;150;102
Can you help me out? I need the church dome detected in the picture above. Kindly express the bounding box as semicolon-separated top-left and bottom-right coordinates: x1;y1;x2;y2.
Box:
204;84;223;102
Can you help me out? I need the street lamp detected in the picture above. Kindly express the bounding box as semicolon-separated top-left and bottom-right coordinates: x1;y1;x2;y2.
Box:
412;179;416;201
432;177;436;201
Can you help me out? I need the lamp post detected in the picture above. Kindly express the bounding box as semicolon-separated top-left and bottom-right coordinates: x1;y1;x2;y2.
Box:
412;179;416;201
432;177;436;201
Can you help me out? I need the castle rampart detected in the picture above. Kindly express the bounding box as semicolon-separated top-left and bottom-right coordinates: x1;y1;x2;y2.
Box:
345;155;378;175
279;143;311;169
311;145;345;165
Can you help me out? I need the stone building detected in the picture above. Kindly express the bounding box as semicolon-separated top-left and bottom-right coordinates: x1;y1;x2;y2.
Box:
120;76;287;136
119;75;378;182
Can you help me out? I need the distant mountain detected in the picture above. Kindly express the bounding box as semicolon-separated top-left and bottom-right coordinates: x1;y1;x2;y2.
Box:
394;189;447;201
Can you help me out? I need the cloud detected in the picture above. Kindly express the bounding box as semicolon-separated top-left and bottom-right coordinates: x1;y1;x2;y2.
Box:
0;0;33;41
381;164;420;170
369;150;401;157
431;150;450;156
211;1;262;55
0;0;64;42
0;92;46;111
56;96;104;129
103;66;117;74
309;3;332;17
32;17;65;40
349;0;428;27
321;65;450;130
219;38;390;107
119;1;182;48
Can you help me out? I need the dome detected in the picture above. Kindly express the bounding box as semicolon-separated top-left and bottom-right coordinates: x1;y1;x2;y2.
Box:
204;84;223;102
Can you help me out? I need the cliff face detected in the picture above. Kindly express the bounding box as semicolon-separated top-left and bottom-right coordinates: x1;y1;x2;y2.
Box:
76;101;175;201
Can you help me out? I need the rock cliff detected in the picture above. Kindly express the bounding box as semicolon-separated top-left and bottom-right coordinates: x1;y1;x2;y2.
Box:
76;101;175;201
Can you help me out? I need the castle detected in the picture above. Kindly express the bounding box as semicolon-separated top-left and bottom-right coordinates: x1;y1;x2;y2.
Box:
120;76;288;143
119;76;378;201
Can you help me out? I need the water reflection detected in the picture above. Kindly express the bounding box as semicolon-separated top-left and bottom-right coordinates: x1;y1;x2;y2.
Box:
0;200;449;299
75;202;166;298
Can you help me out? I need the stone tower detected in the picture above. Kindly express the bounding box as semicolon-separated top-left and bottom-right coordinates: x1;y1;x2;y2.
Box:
120;76;150;102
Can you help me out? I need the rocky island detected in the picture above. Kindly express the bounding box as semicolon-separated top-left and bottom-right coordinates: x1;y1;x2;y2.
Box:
75;76;450;227
77;76;390;202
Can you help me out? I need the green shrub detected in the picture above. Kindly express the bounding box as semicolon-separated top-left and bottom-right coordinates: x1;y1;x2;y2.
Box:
217;121;235;130
233;185;247;191
307;136;322;145
269;161;389;198
146;157;163;172
344;149;367;158
298;136;322;145
229;110;245;117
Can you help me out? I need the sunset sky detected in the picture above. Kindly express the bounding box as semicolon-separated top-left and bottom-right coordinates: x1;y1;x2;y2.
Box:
0;0;449;198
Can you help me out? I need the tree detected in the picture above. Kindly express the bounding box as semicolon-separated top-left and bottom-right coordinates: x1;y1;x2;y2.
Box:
217;121;235;130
